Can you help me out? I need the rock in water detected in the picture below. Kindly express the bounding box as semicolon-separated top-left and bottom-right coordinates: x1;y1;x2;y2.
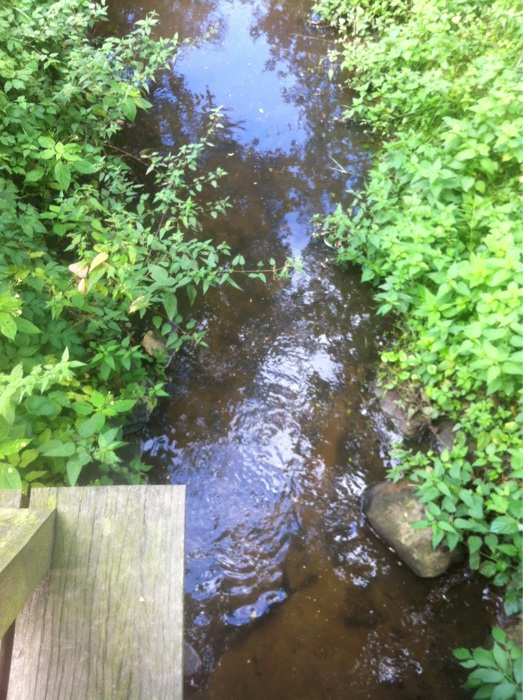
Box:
184;642;203;679
362;481;464;578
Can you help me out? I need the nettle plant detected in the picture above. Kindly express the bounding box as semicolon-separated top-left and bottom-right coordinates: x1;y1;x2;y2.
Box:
314;0;523;650
0;0;290;488
455;627;522;700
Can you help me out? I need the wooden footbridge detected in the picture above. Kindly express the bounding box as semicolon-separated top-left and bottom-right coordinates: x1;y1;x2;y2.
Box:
0;486;185;700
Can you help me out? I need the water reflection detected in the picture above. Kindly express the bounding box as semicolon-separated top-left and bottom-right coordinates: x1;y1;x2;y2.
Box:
108;0;494;696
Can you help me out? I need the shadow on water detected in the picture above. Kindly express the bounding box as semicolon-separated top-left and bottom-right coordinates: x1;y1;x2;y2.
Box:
107;0;495;696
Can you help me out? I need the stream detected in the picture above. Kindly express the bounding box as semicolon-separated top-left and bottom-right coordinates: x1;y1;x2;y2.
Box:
107;0;495;697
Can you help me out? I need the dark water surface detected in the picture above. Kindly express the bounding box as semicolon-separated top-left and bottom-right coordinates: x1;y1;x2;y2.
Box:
107;1;494;697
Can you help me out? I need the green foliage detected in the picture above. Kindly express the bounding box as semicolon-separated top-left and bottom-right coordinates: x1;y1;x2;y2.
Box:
454;627;523;700
0;0;275;488
314;0;523;689
315;0;523;605
313;0;410;35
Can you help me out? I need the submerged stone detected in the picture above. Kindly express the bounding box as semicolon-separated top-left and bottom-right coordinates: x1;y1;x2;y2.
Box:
378;389;427;440
433;419;457;453
363;481;464;578
184;642;203;679
142;330;167;357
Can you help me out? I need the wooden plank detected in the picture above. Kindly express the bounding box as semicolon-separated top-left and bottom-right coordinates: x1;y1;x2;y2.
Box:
0;494;21;509
7;486;186;700
0;491;21;700
0;508;56;638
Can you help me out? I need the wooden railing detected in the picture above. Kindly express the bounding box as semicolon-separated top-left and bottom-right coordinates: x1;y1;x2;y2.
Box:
0;486;185;700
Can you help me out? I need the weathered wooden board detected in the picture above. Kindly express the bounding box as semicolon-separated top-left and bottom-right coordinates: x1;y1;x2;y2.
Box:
7;486;186;700
0;494;21;510
0;507;55;638
0;491;22;700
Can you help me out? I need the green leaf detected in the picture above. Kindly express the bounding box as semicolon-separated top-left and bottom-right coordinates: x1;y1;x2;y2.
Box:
123;97;137;121
0;464;22;489
111;399;136;414
491;682;517;700
469;668;504;684
0;439;30;458
0;393;15;426
468;535;482;554
148;264;170;284
491;516;518;535
492;643;508;673
38;136;55;149
15;317;41;335
19;448;39;469
0;313;17;340
25;168;45;182
66;453;90;487
492;628;507;645
187;284;197;305
71;158;96;174
90;391;106;409
455;148;476;161
454;648;472;660
78;413;105;438
473;648;497;668
24;470;48;483
479;561;498;578
162;293;178;321
41;440;76;458
54;161;71;190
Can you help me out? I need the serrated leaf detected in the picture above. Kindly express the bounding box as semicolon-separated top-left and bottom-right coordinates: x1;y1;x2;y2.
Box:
491;516;518;535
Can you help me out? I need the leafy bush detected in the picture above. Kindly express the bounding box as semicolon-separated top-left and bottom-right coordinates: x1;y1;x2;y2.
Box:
454;627;522;700
0;0;270;488
314;0;523;686
315;0;522;609
314;0;410;35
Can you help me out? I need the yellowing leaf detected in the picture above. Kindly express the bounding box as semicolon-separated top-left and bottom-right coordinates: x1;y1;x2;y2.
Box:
69;262;89;279
89;252;108;272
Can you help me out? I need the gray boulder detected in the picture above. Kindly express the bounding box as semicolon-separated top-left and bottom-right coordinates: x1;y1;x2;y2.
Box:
363;480;464;578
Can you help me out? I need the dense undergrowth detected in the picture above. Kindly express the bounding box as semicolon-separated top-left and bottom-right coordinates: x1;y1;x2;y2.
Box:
313;0;523;696
0;0;283;489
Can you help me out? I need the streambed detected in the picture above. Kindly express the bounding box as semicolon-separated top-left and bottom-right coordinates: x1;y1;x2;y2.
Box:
107;0;495;696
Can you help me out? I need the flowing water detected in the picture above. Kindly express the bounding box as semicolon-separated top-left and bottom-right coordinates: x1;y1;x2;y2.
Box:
107;1;495;697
